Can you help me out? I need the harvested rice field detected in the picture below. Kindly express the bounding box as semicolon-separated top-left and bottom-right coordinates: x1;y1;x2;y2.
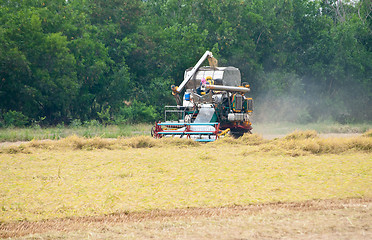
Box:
1;130;371;239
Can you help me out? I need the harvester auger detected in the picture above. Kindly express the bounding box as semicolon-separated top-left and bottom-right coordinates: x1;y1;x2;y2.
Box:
152;51;253;142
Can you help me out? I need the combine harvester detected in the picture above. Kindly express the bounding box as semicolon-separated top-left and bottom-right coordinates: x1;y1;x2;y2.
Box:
152;51;253;142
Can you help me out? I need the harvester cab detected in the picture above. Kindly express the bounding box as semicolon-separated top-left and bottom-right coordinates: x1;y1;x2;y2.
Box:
152;51;253;141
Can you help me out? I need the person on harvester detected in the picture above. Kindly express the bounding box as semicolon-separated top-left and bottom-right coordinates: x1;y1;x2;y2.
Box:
197;76;213;95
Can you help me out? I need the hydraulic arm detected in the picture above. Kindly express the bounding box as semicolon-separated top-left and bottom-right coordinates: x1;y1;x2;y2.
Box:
172;51;215;96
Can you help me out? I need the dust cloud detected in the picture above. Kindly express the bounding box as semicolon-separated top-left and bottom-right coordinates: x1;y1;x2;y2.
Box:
250;72;366;124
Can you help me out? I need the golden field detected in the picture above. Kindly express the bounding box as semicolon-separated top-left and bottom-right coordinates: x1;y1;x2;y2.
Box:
0;131;371;224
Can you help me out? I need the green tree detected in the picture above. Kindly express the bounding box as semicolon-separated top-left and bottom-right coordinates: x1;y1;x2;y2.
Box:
0;3;78;123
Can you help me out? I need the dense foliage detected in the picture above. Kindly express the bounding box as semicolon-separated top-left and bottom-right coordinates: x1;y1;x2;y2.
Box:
0;0;371;126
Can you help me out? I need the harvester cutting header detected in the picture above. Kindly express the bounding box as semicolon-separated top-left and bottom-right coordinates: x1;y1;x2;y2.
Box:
152;51;253;141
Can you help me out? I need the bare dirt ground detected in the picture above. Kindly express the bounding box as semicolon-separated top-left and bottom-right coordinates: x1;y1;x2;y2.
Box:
1;198;371;240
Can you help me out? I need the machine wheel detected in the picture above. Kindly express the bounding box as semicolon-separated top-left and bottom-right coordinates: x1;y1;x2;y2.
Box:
230;129;251;138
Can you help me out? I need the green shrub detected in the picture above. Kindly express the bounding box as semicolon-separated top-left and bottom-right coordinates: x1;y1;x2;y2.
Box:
97;106;112;125
3;110;29;127
115;100;157;124
70;119;82;128
83;119;101;128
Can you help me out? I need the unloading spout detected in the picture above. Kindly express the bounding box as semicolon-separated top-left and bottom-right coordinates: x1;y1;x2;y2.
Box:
205;84;250;93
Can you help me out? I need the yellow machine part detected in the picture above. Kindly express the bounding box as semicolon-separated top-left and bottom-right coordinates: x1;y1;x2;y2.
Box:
245;97;253;113
218;128;230;137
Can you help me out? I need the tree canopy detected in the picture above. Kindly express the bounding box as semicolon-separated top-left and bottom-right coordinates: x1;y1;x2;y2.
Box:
0;0;371;125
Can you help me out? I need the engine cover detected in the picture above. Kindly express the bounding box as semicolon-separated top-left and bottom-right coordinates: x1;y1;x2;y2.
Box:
228;113;245;121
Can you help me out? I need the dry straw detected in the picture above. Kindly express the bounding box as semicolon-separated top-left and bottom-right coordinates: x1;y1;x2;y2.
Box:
1;130;371;155
0;130;371;224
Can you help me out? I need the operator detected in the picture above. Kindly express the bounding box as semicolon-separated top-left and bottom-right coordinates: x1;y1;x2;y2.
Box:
206;76;214;86
197;76;214;95
197;77;207;95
